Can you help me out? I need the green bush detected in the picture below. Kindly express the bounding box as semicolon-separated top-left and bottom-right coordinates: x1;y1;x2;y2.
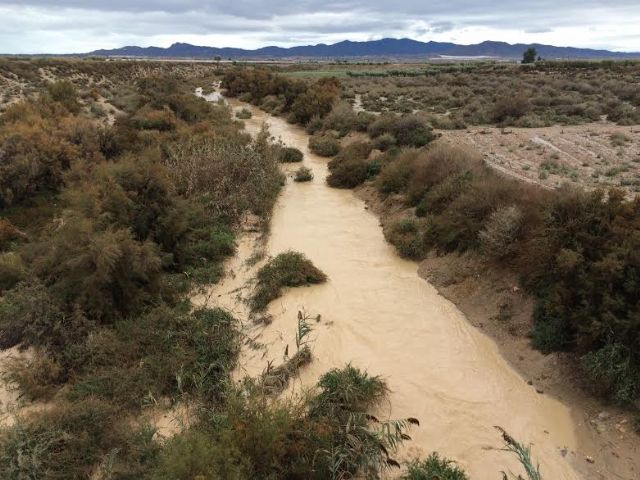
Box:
279;146;304;163
376;150;421;196
149;430;248;480
309;134;341;157
294;166;313;182
583;343;640;404
322;102;357;137
327;160;369;188
373;133;396;151
250;251;327;312
0;253;26;292
235;107;252;119
403;453;468;480
0;399;158;480
368;114;433;147
387;219;425;260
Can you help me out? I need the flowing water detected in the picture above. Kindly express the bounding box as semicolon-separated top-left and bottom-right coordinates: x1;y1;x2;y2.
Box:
196;91;583;479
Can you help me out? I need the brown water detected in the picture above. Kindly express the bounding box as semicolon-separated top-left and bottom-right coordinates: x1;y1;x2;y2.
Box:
195;93;582;479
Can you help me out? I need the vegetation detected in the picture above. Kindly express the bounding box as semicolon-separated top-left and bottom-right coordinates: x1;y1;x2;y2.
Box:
235;107;253;119
148;364;416;480
294;166;314;182
2;57;639;478
403;453;468;480
250;251;327;312
322;134;640;407
522;47;538;64
279;146;304;163
341;60;640;127
0;68;284;478
309;133;341;157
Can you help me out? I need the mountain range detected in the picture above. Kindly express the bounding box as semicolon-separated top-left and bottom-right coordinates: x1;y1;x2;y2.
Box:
88;38;640;60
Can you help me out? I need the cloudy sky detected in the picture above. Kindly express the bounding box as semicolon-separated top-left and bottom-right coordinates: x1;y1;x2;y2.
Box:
1;1;640;53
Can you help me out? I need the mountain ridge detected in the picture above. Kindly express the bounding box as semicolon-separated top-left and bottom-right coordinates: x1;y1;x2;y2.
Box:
88;38;640;59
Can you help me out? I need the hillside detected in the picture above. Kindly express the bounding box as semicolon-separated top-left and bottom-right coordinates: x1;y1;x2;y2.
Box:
89;37;640;60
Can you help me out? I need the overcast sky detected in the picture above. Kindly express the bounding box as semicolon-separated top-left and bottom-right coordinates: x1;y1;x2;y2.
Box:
1;1;640;54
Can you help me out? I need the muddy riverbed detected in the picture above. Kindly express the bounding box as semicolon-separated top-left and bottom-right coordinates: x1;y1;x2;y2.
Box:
190;91;595;479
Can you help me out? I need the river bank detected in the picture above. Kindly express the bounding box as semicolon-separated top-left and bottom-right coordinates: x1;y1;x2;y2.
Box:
193;91;601;479
355;180;640;480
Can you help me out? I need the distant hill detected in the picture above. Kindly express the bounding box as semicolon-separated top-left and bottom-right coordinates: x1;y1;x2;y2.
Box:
88;38;640;60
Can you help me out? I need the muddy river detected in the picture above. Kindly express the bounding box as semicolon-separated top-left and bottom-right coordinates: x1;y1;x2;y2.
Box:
194;91;582;479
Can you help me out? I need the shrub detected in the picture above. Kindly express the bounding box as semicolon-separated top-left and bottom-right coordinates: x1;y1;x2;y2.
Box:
404;453;468;480
309;134;340;157
0;399;156;480
47;80;81;113
0;253;27;292
149;430;248;480
322;102;357;136
68;307;240;407
0;281;67;350
376;149;421;196
373;133;396;151
327;160;369;188
368;114;433;147
491;95;530;124
583;343;640;404
235;107;252;119
311;364;388;416
250;251;327;312
393;116;434;147
326;141;373;188
387;219;424;260
478;205;524;259
0;219;26;250
279;146;304;163
25;217;162;322
290;78;341;124
164;134;283;220
610;132;631;147
131;105;177;131
305;115;324;135
294;166;313;182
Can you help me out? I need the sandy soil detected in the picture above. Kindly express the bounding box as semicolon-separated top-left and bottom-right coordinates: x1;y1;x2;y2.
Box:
355;183;640;480
440;124;640;196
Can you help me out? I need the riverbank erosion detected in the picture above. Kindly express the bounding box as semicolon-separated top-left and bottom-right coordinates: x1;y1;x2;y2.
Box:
207;93;600;479
356;182;640;479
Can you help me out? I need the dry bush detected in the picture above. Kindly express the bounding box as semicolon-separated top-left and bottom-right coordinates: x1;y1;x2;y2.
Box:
164;131;283;220
478;205;524;259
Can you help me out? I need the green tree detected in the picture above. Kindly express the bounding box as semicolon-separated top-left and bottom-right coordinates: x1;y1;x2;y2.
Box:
522;47;537;64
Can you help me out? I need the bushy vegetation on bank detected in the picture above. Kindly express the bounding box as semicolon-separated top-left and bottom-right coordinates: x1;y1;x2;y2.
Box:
345;139;640;405
0;70;438;480
222;68;434;161
0;73;286;477
222;66;640;405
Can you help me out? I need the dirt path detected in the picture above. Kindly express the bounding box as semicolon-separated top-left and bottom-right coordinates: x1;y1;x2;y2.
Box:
191;90;603;479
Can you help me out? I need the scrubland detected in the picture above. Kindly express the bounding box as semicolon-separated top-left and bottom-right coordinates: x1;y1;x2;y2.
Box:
222;64;640;442
0;58;532;480
1;56;639;479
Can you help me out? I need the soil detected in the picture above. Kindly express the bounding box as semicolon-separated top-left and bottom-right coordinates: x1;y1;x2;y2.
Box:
440;124;640;196
355;183;640;480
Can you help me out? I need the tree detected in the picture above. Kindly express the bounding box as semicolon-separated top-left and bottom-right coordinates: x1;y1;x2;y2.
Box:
522;47;537;64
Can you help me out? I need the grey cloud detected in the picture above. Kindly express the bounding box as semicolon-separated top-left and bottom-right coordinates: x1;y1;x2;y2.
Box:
1;1;640;53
